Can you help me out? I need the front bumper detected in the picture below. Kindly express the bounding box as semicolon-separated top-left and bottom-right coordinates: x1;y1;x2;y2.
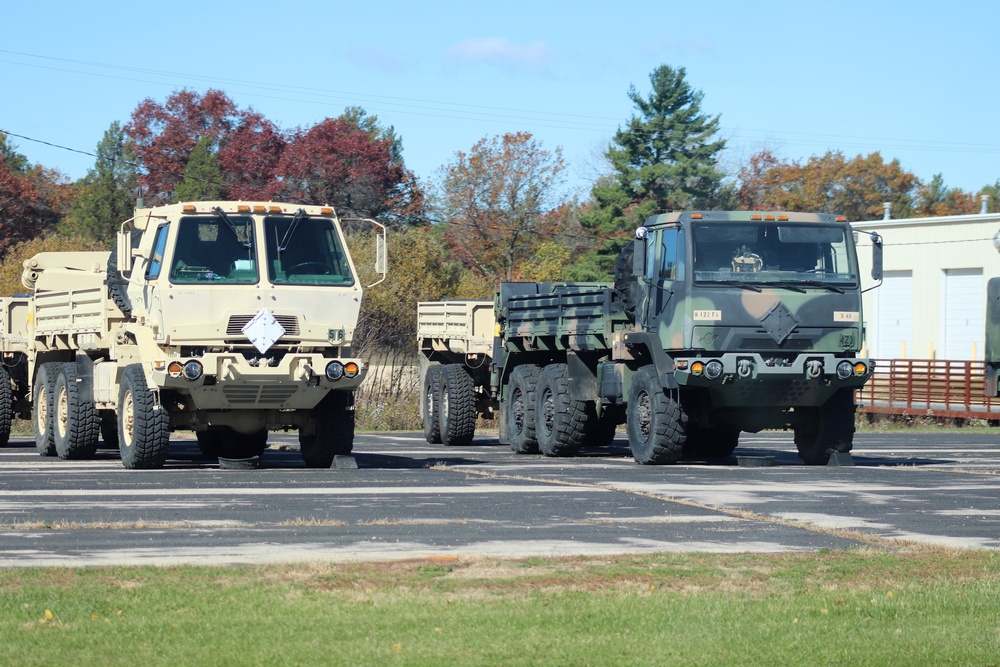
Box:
150;351;369;410
673;353;872;407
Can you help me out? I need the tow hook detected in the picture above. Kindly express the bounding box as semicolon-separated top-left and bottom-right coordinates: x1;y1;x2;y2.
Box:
737;358;753;378
805;359;823;379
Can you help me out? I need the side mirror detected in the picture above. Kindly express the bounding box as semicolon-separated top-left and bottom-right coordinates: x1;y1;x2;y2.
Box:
870;232;883;282
117;225;133;274
632;228;648;279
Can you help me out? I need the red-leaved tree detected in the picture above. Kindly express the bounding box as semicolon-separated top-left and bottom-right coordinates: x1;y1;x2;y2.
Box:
0;161;57;259
125;89;241;204
276;118;415;223
217;112;285;201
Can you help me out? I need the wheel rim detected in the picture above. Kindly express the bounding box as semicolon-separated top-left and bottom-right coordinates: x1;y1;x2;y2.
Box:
511;386;525;435
37;385;48;438
122;389;135;449
56;385;68;439
425;384;435;420
636;391;652;442
540;387;555;436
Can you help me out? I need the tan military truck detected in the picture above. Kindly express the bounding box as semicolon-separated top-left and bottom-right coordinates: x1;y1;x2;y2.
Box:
0;201;386;468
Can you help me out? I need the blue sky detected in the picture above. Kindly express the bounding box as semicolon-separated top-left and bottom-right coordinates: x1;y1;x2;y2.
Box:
2;0;998;200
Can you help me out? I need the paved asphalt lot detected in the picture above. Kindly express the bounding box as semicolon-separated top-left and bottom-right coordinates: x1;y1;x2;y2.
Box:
0;430;998;567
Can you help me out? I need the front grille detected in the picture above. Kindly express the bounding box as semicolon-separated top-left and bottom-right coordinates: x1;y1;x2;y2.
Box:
222;384;300;406
226;315;300;336
738;337;813;350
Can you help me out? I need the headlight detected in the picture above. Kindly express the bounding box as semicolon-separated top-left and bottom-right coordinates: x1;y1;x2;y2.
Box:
704;360;723;380
837;361;853;379
183;360;203;381
326;361;344;381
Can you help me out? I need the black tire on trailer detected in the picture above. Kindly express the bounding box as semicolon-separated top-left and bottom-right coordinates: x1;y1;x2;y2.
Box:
196;430;223;459
535;363;588;457
223;428;268;459
118;364;171;469
33;362;59;456
793;388;857;465
421;364;443;444
99;411;120;449
683;423;740;459
437;364;476;446
626;366;686;464
0;365;12;447
299;391;354;467
53;363;101;460
506;364;540;454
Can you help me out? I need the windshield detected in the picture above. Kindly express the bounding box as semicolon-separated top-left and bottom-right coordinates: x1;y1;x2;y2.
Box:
691;222;857;286
264;216;355;286
169;216;258;284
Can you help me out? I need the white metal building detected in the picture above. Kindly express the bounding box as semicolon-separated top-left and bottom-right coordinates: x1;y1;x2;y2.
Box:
853;202;1000;360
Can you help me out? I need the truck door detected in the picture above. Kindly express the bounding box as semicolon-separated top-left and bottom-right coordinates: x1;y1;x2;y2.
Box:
639;226;686;347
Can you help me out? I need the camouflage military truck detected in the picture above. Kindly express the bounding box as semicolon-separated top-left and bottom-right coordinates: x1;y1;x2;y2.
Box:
0;201;386;468
987;277;1000;398
419;210;883;465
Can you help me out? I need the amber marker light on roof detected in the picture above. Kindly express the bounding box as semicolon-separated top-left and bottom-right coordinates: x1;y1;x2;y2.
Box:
690;213;703;219
321;207;334;215
750;214;762;220
253;205;266;213
182;205;196;213
777;215;788;221
269;206;282;213
237;205;251;213
836;216;848;222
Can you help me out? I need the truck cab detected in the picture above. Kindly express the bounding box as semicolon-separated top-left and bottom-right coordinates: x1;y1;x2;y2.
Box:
617;211;880;463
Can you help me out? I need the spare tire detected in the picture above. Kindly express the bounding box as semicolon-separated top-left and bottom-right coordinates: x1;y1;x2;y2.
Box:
614;240;637;318
105;247;132;318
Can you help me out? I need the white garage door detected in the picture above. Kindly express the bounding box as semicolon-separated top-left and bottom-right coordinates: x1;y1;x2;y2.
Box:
943;268;984;360
875;271;912;358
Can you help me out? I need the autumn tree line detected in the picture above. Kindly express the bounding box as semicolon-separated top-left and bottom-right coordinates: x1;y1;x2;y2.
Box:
2;64;999;370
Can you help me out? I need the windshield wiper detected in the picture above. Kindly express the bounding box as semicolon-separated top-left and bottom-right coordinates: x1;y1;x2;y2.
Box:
278;208;308;252
794;280;845;293
707;280;762;292
211;207;252;248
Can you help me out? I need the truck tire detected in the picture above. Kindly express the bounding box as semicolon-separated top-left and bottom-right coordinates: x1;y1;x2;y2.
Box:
506;364;540;454
438;365;476;446
421;364;442;444
33;362;59;456
684;424;740;459
536;364;587;457
626;366;686;464
196;430;223;459
300;391;354;467
53;363;100;460
0;366;12;447
793;388;856;465
118;364;170;469
224;429;268;459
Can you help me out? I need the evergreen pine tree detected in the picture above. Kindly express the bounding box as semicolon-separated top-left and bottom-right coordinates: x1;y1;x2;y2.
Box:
576;65;726;278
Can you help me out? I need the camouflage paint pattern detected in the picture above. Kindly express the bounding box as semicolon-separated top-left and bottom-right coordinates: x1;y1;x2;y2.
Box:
638;211;871;416
492;211;874;432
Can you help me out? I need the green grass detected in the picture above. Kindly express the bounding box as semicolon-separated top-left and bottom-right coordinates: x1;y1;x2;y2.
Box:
1;549;998;666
